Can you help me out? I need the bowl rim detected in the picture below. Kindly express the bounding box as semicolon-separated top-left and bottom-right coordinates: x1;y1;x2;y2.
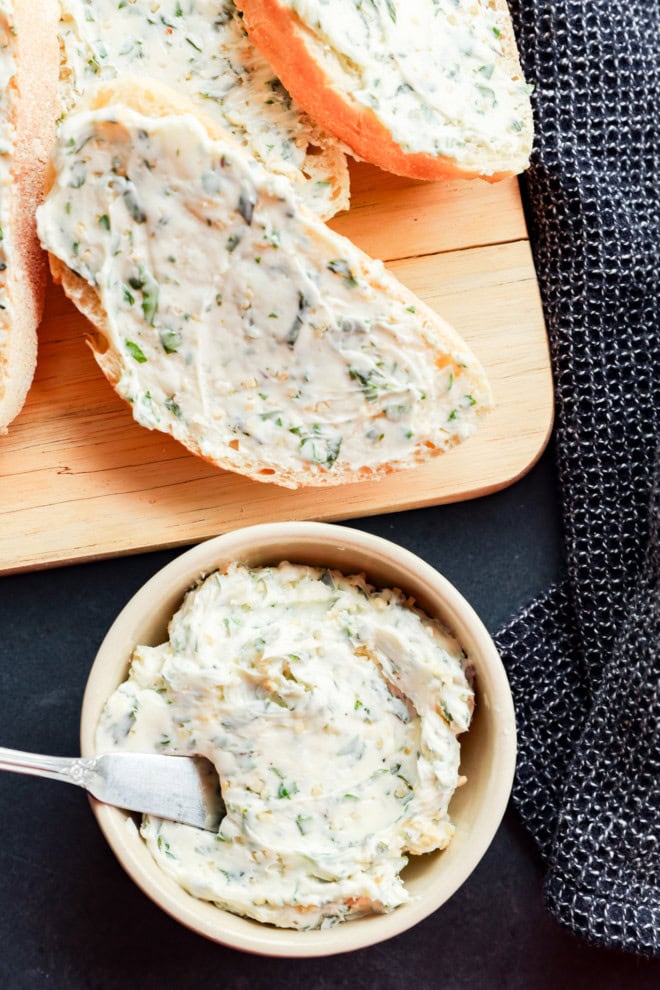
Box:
80;521;517;957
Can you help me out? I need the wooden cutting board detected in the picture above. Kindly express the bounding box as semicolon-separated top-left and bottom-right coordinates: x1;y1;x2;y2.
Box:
0;163;552;573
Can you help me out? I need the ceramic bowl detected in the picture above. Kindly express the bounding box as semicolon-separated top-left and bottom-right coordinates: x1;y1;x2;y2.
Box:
80;521;516;956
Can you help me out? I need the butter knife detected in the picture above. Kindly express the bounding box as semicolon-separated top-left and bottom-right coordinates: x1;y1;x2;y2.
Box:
0;747;224;831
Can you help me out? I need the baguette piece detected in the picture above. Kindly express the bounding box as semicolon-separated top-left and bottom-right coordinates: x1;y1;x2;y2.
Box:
58;0;349;220
37;79;492;489
237;0;533;181
0;0;59;433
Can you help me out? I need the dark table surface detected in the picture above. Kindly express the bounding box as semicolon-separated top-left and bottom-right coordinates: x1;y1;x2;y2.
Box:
2;447;658;989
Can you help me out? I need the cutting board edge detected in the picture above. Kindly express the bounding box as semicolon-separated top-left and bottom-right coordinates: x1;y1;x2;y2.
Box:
1;396;554;576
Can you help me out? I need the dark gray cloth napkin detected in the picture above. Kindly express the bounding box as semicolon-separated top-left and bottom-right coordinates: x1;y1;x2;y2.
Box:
494;0;660;954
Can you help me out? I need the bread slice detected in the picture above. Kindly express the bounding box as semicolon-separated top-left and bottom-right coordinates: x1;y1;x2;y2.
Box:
0;0;59;433
237;0;533;181
38;78;492;489
57;0;349;220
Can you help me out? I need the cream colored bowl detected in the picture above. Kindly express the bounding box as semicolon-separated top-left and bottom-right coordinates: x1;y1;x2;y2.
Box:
80;522;516;957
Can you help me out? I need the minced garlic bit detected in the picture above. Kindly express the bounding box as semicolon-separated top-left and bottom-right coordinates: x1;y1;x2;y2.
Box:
96;562;474;929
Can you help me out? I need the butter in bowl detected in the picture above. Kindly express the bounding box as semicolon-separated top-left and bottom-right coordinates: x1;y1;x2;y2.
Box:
80;521;516;956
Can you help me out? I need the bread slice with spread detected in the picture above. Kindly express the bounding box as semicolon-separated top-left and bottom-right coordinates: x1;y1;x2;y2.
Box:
237;0;533;181
37;79;493;489
0;0;59;433
58;0;349;220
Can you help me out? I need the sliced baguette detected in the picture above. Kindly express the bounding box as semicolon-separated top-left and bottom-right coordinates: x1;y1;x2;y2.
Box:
0;0;59;433
57;0;350;220
39;78;492;489
237;0;533;181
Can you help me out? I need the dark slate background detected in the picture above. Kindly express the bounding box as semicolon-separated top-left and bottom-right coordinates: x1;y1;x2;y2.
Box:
1;448;659;988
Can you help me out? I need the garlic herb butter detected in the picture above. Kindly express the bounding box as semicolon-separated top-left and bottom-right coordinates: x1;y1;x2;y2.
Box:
96;562;474;929
269;0;533;173
58;0;348;217
37;102;491;487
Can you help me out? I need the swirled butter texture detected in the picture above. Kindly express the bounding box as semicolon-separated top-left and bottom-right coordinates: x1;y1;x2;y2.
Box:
58;0;348;217
37;104;491;487
273;0;533;173
96;563;474;928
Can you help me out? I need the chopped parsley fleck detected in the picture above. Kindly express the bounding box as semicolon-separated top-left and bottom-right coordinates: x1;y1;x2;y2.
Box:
476;84;496;107
298;432;342;467
325;436;342;466
237;192;256;225
296;815;312;836
141;284;159;325
159;329;182;354
157;835;176;858
348;366;391;402
125;340;147;363
327;258;358;288
165;397;183;419
122;186;147;223
440;702;454;724
277;781;299;800
286;292;308;348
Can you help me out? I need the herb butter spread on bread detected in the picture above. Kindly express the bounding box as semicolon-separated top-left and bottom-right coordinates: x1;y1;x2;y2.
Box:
58;0;349;220
237;0;533;181
0;0;59;433
37;81;492;489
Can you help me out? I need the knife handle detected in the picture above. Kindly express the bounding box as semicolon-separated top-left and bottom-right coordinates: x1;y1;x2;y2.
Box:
0;747;92;789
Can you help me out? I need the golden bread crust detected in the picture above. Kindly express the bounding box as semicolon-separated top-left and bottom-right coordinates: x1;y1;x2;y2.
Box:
237;0;531;182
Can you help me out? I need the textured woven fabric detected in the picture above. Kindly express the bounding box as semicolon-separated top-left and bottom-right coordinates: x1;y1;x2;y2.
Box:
495;0;660;954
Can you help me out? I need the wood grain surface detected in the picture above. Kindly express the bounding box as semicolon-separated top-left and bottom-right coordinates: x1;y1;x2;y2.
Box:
0;164;552;573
